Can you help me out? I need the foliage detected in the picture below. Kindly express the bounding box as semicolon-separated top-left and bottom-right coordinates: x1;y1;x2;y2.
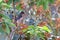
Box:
16;3;22;10
0;0;20;10
29;0;54;10
0;13;15;34
0;0;11;10
22;25;51;40
0;0;54;10
0;0;2;2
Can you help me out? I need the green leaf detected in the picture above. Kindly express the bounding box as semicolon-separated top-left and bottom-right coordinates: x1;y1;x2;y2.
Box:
3;18;15;27
36;0;42;6
49;0;54;4
0;25;5;33
0;13;3;17
43;0;49;10
6;0;12;5
0;0;2;2
27;29;34;35
28;25;35;29
5;24;10;34
1;3;11;9
16;4;22;10
0;22;10;34
0;13;15;34
35;0;54;10
10;23;15;27
3;14;10;19
42;26;51;33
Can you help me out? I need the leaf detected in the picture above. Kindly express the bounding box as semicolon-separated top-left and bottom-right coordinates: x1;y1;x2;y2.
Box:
49;0;54;4
27;29;34;35
0;23;5;33
28;25;35;29
1;3;11;9
16;4;22;10
22;29;27;32
35;0;54;10
0;0;2;2
5;24;10;34
2;22;6;31
0;13;3;17
36;0;42;6
0;13;15;34
6;0;12;5
2;14;10;21
3;18;15;27
42;26;51;33
10;23;15;27
43;0;49;10
22;25;51;39
2;14;15;27
1;22;10;34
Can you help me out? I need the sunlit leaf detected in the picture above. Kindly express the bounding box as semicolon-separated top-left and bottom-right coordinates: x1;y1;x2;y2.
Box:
0;0;2;2
42;26;51;33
